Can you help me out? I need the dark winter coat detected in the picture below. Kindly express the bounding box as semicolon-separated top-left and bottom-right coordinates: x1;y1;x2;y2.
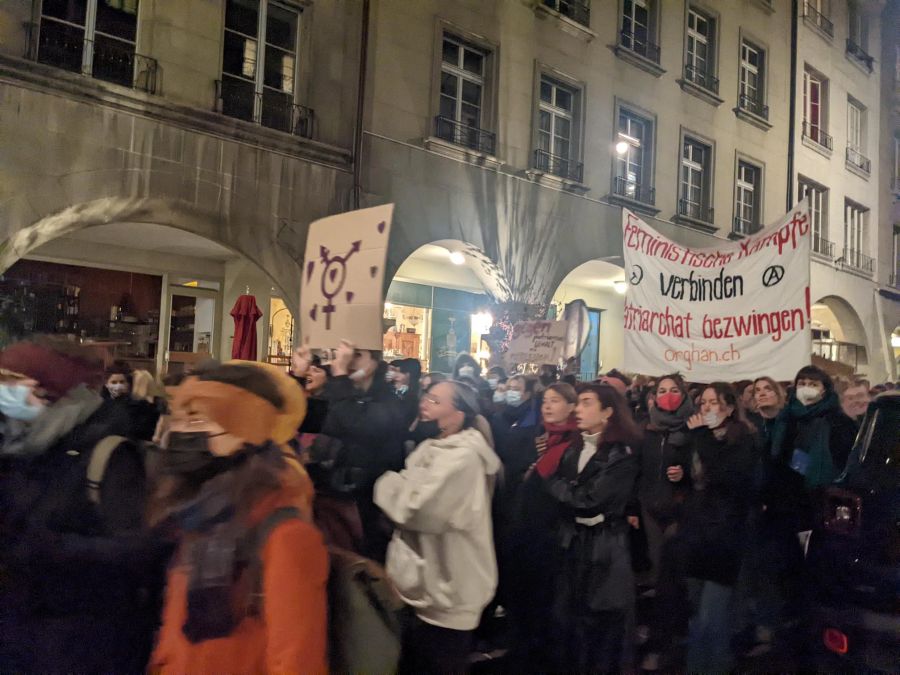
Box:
0;391;170;673
548;437;640;614
674;423;759;586
491;398;542;483
635;427;692;523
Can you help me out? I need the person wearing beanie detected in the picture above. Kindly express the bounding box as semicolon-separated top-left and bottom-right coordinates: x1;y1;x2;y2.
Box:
0;339;169;673
148;361;328;675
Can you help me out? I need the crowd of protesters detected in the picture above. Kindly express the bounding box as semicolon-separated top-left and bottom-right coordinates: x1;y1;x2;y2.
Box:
0;334;895;673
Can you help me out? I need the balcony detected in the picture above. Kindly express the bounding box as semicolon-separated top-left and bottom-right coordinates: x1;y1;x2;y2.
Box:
812;235;835;258
542;0;590;27
813;339;864;371
534;149;584;183
434;116;496;155
615;29;663;77
733;217;760;237
801;1;834;38
737;93;769;120
846;39;874;72
841;247;875;275
216;80;314;138
889;273;900;289
27;21;158;94
683;63;719;95
612;176;655;205
845;146;871;175
802;120;833;152
677;198;714;227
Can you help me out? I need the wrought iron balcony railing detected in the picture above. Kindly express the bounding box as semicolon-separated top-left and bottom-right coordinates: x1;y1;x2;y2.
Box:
812;235;835;257
617;29;661;65
216;79;315;138
534;149;584;182
733;217;760;236
845;146;871;173
841;248;874;274
801;0;834;37
613;176;655;205
28;20;158;93
846;39;874;71
737;93;769;119
543;0;590;27
683;63;719;95
434;115;496;155
678;198;714;225
802;120;833;150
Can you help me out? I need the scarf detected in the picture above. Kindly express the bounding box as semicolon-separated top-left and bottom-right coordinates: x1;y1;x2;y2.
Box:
534;416;579;478
647;395;694;447
769;392;839;488
171;442;281;643
0;385;102;458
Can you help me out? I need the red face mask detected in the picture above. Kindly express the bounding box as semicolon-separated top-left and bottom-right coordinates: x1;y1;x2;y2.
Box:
657;391;683;412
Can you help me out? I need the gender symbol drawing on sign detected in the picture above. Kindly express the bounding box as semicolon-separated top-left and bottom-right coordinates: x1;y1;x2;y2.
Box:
316;240;361;329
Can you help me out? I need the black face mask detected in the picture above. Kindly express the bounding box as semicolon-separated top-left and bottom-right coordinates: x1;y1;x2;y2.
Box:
409;419;441;445
162;431;246;482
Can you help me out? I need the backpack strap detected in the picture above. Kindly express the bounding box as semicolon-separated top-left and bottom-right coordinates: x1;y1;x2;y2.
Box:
244;506;303;616
86;435;128;505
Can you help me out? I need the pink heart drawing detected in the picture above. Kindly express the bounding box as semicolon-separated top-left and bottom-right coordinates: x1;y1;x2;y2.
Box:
306;261;315;282
370;266;378;278
309;305;317;321
329;268;338;282
377;221;385;234
346;291;354;303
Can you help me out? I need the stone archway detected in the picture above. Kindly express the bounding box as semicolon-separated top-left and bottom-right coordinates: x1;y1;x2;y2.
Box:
812;295;870;373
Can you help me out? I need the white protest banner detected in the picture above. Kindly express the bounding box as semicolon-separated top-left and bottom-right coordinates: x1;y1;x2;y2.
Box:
622;204;811;381
300;204;394;350
505;320;568;368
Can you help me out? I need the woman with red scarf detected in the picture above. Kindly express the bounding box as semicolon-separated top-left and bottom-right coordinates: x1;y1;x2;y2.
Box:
505;383;579;672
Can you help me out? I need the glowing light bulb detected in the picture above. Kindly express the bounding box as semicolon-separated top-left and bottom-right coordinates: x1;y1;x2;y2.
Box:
449;251;466;265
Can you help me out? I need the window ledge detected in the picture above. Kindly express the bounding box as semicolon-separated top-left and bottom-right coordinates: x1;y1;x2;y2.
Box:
672;213;717;234
423;136;502;169
835;263;874;281
726;229;761;241
608;193;660;216
524;169;590;194
677;79;724;107
751;0;776;14
733;107;772;131
802;17;834;44
534;4;597;41
846;53;874;77
845;159;871;181
801;134;833;158
611;45;666;78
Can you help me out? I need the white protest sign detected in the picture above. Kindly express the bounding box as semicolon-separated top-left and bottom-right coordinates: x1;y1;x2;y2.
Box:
622;204;811;381
505;320;569;368
299;204;394;350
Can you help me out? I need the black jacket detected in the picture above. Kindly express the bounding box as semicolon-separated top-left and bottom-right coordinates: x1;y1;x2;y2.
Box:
491;399;542;483
635;426;692;522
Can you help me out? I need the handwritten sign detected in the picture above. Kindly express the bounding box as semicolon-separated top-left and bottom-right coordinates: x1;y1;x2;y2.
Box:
300;204;394;350
622;205;811;381
504;320;568;368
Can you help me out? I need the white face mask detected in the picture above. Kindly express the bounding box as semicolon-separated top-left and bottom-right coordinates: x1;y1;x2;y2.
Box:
506;390;523;406
349;368;368;382
458;366;475;379
493;390;507;404
703;411;722;428
107;383;129;398
487;377;500;390
796;385;822;405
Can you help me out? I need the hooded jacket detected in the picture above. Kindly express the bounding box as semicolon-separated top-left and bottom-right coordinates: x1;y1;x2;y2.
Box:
374;427;501;631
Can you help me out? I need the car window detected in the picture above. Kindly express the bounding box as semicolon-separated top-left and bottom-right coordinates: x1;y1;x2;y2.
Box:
856;405;900;486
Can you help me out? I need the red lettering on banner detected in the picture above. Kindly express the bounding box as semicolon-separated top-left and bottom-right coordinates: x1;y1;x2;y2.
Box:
701;307;806;342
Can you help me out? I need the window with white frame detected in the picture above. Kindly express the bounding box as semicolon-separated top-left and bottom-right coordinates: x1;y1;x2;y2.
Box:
436;35;492;151
847;99;865;151
848;1;867;50
802;67;829;147
680;136;712;222
536;76;582;181
621;0;656;60
221;0;306;135
799;178;829;254
542;0;590;27
734;161;761;235
844;201;868;267
37;0;141;88
615;108;653;203
686;8;716;91
892;227;900;284
739;39;766;117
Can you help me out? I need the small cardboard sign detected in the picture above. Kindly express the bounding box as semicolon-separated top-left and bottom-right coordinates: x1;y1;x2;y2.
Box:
299;204;394;350
504;320;568;368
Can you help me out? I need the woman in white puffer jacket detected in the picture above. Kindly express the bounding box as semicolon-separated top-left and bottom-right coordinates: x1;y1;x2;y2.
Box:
375;380;501;674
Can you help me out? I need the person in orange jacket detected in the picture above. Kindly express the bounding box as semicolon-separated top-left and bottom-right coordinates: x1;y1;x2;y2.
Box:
148;361;328;675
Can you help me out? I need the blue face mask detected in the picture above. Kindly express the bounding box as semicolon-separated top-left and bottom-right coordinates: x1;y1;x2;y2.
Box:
506;390;523;406
493;390;507;404
0;384;44;421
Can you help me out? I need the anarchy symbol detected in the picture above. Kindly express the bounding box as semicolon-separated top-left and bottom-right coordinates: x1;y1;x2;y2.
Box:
629;264;644;286
762;265;785;288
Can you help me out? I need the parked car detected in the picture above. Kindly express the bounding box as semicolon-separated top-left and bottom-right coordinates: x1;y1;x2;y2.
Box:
807;391;900;673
